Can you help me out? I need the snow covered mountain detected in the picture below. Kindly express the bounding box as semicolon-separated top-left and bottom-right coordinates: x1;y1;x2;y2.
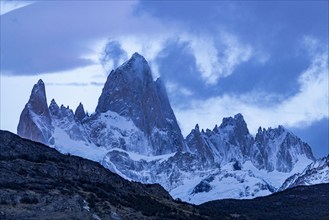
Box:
174;115;315;204
96;53;186;155
17;53;322;204
279;155;329;191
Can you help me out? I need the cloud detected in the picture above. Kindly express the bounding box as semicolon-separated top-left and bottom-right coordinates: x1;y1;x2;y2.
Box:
100;40;128;73
166;81;193;97
278;42;328;127
0;1;147;75
185;32;253;85
110;32;254;91
46;82;103;87
0;0;35;15
1;0;258;86
46;82;89;87
175;39;329;136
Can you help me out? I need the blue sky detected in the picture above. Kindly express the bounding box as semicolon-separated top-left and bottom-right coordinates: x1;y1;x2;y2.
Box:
1;0;328;158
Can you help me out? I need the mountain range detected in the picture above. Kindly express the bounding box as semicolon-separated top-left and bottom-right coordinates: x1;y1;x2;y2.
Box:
16;52;328;204
1;130;328;219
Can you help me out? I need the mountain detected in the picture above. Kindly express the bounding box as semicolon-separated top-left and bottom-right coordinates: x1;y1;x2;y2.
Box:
1;130;328;220
178;114;315;204
17;79;53;145
254;125;315;172
96;53;186;155
186;115;315;173
279;155;329;191
16;53;320;204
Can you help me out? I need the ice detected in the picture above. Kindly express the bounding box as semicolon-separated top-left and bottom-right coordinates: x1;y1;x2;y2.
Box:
108;148;176;163
51;127;108;162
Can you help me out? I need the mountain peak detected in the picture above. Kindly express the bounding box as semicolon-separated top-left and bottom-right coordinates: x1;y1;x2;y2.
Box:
37;79;44;85
131;52;145;60
234;113;244;122
95;53;185;155
219;113;249;135
17;79;52;145
194;124;200;132
96;52;153;114
27;79;48;115
49;99;58;108
75;102;86;122
49;98;59;116
124;52;148;67
118;52;152;82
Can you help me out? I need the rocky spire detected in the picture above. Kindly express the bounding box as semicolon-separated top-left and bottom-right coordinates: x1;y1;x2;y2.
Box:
26;79;49;116
185;123;214;166
95;52;186;155
96;52;153;114
75;102;86;122
219;113;249;135
254;125;315;172
49;99;59;116
17;79;52;145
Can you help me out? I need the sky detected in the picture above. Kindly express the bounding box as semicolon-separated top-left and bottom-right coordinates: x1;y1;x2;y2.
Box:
0;0;328;158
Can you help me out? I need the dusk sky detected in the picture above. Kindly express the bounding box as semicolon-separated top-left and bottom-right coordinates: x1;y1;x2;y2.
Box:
1;1;328;158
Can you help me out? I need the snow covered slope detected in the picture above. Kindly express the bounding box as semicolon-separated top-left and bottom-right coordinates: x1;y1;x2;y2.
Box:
279;155;329;191
17;53;323;204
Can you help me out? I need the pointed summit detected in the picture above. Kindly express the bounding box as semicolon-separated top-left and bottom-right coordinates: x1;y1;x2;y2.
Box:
131;52;146;60
96;53;186;155
254;125;315;172
117;52;152;82
75;102;86;122
49;99;59;116
27;79;48;115
17;79;52;145
220;113;249;135
195;124;200;131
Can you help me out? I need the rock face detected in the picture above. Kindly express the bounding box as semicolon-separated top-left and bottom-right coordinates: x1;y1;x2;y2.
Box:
96;53;186;155
16;53;321;204
74;102;86;122
186;114;255;167
254;126;315;172
17;79;53;145
185;114;314;172
279;155;329;191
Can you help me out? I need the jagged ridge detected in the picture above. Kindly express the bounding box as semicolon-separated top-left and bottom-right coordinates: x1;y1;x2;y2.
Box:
16;53;320;204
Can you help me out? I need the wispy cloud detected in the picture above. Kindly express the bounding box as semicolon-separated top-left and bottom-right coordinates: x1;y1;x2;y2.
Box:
100;40;128;73
175;38;329;136
166;81;193;97
46;82;103;87
0;0;35;15
187;32;253;85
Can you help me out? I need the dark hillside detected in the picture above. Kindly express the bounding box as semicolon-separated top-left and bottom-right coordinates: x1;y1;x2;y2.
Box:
200;183;329;219
0;130;204;219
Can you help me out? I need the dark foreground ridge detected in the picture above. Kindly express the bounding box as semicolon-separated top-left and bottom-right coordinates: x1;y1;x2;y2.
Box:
0;130;201;219
200;183;329;219
0;130;328;220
